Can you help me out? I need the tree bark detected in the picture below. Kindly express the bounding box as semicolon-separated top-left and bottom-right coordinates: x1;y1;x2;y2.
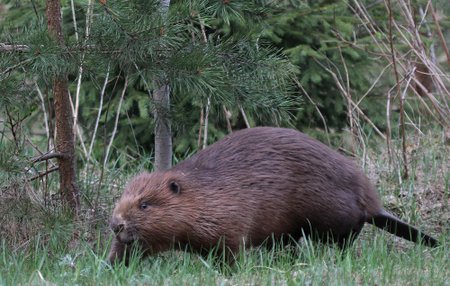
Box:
153;0;172;171
153;82;172;171
46;0;80;213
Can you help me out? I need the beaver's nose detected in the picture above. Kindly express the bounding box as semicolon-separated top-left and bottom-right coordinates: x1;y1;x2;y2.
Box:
110;217;125;235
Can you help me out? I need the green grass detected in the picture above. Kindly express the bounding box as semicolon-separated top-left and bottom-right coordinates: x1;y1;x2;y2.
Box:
1;232;448;285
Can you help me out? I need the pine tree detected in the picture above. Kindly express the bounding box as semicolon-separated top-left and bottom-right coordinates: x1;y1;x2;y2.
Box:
0;0;298;207
46;0;80;214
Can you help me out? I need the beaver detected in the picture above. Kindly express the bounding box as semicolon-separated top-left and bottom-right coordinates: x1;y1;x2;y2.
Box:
108;127;439;264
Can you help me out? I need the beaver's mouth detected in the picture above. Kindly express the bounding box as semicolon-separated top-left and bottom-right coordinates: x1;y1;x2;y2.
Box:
116;231;137;245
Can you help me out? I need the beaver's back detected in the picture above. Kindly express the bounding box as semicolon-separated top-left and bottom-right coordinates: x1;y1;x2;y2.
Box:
172;127;382;248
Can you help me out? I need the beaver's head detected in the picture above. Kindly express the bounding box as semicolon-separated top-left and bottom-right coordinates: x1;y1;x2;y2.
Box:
109;171;196;252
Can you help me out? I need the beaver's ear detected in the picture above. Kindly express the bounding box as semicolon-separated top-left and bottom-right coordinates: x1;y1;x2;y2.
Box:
169;181;181;194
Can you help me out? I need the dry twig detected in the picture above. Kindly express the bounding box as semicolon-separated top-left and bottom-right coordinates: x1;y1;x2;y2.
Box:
103;76;128;169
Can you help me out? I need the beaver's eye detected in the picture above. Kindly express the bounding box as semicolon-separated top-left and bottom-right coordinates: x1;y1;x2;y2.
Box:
169;181;181;194
139;202;150;210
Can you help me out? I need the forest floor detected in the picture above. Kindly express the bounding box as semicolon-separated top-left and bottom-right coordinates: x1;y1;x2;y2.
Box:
0;129;448;285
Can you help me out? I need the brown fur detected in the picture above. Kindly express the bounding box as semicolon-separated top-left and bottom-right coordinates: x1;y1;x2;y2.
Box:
108;127;438;264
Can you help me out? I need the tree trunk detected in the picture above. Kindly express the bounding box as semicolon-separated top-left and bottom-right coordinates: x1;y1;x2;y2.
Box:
153;0;172;171
46;0;80;213
153;83;172;171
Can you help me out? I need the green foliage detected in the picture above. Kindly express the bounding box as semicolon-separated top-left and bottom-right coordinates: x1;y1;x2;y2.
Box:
0;0;301;163
3;0;418;163
0;73;36;178
0;75;33;108
262;0;383;129
67;0;299;158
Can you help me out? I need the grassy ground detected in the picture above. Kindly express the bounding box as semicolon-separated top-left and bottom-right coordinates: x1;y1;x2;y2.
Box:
1;234;447;285
0;130;448;285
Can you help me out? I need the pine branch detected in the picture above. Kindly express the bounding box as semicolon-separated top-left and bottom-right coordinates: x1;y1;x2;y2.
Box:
1;58;34;75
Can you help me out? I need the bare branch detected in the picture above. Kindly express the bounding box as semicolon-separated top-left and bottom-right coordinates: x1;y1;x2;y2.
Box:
68;90;89;159
28;166;59;182
0;43;30;52
199;13;210;150
198;107;204;147
429;1;450;66
202;95;211;150
103;75;128;168
32;152;64;163
72;0;95;161
70;0;79;43
35;83;53;149
338;46;356;151
88;64;110;162
223;105;232;134
318;62;387;141
293;77;330;145
386;0;408;178
239;106;251;129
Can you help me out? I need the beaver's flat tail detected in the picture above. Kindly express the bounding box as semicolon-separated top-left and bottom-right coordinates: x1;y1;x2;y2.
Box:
368;209;439;247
